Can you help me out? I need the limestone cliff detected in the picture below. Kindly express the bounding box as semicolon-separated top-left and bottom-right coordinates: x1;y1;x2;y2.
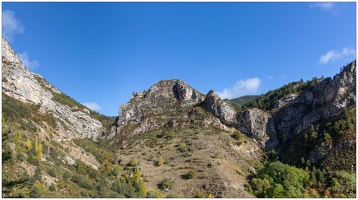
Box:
273;61;356;147
237;108;278;150
2;37;103;139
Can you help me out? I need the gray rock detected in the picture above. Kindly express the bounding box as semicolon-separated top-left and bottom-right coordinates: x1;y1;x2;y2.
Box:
237;108;278;150
204;90;238;125
2;37;102;139
109;79;205;141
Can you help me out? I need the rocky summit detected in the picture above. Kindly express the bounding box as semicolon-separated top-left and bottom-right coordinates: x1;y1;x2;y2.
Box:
2;35;356;198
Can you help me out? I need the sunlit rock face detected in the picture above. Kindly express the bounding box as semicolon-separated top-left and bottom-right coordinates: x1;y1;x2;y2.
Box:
2;37;103;139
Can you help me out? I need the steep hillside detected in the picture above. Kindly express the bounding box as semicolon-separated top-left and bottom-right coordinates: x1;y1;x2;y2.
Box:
103;79;262;197
2;34;355;198
1;37;121;197
241;62;356;198
2;37;111;139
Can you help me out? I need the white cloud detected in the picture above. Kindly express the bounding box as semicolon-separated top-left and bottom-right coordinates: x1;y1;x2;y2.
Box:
18;52;39;70
2;10;24;41
82;102;101;111
319;47;356;64
281;74;287;79
266;76;274;80
217;77;261;99
309;3;335;11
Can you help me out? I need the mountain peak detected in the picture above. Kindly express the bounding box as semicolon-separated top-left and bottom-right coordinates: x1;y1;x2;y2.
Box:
109;79;206;141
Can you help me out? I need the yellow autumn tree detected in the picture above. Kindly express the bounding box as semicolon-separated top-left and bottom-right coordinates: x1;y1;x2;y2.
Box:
208;193;215;198
138;182;147;197
26;138;32;150
133;168;142;183
36;143;42;161
14;130;22;150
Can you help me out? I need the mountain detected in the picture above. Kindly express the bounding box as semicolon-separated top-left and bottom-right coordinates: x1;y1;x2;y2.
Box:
2;35;356;198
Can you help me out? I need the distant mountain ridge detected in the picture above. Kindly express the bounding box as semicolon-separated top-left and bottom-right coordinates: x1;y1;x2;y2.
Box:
226;95;259;109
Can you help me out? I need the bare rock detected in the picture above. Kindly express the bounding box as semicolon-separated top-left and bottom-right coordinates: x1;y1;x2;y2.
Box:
110;80;205;141
237;108;278;150
204;90;238;125
2;37;102;139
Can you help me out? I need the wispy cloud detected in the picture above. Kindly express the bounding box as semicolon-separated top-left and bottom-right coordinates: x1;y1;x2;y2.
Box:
266;76;274;80
18;52;39;70
217;77;261;99
309;3;335;11
82;102;101;111
2;10;24;41
281;74;287;79
309;2;342;16
319;46;356;65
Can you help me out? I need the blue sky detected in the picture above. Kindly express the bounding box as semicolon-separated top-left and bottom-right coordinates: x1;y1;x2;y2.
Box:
2;2;356;116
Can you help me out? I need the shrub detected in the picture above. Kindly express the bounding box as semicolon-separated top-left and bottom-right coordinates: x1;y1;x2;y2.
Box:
70;174;94;190
16;153;24;161
128;159;137;167
179;143;187;152
63;171;71;180
159;178;174;190
48;167;57;177
49;183;56;191
187;170;196;179
156;157;164;166
231;130;242;140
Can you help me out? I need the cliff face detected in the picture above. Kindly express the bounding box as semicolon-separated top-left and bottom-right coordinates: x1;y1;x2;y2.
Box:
2;37;103;139
272;61;356;147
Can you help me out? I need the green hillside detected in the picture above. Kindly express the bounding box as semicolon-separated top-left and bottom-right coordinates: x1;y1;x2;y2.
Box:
226;95;259;109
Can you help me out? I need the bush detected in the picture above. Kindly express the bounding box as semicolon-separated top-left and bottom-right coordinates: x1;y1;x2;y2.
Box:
156;157;164;166
70;174;94;190
48;167;57;177
231;130;242;140
16;152;24;161
49;183;56;191
128;159;137;167
159;178;174;190
179;143;187;152
187;170;196;179
63;171;71;180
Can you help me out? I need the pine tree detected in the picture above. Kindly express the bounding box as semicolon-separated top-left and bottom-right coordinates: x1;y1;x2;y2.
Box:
301;157;305;166
33;166;42;183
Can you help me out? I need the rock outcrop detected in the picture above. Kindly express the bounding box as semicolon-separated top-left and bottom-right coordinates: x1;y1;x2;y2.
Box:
107;80;206;142
2;37;102;139
272;61;356;148
237;108;278;150
204;90;238;125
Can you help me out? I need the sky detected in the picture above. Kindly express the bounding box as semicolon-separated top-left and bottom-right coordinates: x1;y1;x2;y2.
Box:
2;2;356;116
